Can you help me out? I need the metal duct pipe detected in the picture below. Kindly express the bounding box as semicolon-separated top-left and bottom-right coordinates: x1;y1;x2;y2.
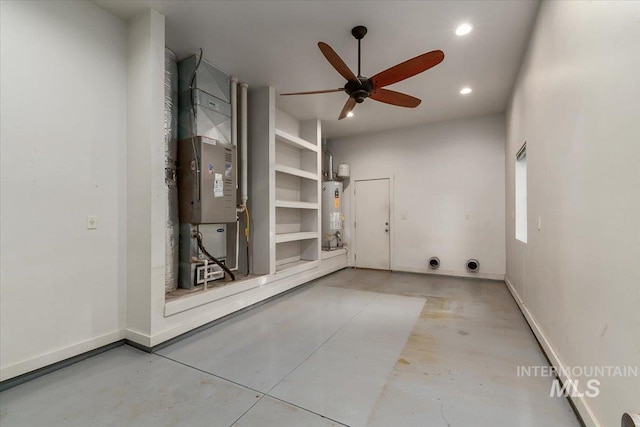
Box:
164;48;179;293
231;77;238;147
229;78;240;271
328;153;334;181
240;83;249;205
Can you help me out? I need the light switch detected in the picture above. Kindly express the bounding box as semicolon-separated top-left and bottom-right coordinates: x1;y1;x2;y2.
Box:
87;215;97;230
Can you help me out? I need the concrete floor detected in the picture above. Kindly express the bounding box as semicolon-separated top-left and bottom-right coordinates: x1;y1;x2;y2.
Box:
0;269;580;426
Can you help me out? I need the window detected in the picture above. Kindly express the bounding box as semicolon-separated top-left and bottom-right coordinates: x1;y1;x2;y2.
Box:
515;143;527;243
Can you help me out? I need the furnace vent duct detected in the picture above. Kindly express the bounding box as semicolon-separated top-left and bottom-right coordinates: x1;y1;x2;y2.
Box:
466;259;479;272
428;257;440;270
165;48;179;293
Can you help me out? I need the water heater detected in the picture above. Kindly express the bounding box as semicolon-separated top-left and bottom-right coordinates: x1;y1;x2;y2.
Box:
322;181;343;249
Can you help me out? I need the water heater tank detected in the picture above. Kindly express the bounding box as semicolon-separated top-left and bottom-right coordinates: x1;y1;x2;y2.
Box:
322;181;343;249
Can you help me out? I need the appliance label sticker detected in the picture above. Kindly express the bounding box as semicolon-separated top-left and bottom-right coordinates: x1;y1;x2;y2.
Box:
334;198;340;208
214;173;223;197
330;212;341;229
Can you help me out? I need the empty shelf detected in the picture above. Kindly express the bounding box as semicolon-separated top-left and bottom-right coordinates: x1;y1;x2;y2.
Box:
275;164;318;181
275;232;319;243
275;200;319;209
275;128;318;152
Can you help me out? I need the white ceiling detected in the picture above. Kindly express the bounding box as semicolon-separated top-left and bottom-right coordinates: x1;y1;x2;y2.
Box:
95;0;539;138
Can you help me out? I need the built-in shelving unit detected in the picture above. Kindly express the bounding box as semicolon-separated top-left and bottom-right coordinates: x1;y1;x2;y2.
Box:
249;87;321;275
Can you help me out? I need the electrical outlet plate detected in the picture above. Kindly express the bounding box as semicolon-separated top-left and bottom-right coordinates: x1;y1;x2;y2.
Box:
87;215;97;230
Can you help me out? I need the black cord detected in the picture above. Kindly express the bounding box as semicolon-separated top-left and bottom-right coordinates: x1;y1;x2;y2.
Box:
189;48;204;119
189;48;204;201
195;232;235;281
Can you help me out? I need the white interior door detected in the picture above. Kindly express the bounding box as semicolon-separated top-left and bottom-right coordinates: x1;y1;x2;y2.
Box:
354;178;390;270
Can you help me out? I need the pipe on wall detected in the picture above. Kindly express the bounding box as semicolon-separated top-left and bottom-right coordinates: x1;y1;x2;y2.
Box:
230;78;240;271
231;77;238;148
240;83;249;205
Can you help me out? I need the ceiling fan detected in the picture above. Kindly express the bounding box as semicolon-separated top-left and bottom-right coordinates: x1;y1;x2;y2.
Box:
281;26;445;120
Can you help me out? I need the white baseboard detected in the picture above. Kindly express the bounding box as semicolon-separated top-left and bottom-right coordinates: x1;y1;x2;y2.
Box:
504;277;600;427
124;328;152;348
0;330;124;382
392;264;505;281
1;257;348;382
145;255;348;347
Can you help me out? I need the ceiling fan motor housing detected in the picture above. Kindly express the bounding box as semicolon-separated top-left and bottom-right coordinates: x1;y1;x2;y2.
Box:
345;78;373;103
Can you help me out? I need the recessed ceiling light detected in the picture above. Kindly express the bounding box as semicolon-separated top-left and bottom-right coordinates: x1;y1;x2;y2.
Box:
456;23;473;36
347;111;354;118
460;87;472;95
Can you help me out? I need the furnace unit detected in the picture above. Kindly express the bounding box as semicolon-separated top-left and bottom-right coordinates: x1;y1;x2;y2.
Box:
177;136;237;224
177;136;237;289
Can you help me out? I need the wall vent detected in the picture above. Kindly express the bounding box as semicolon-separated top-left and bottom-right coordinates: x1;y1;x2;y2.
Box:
466;259;479;272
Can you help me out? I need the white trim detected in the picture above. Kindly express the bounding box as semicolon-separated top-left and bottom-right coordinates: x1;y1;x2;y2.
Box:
147;256;347;347
321;248;347;260
394;264;505;281
1;259;348;382
0;330;124;382
124;328;152;348
504;277;601;427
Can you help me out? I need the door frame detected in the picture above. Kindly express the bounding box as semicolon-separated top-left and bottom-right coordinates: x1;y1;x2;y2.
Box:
351;175;395;270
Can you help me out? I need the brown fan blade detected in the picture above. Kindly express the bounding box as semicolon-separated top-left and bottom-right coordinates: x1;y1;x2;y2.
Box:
371;50;444;89
370;88;421;108
318;42;359;84
338;97;356;120
280;88;344;96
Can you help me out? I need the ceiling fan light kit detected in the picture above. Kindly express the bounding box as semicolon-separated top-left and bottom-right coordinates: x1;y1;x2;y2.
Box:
281;26;445;120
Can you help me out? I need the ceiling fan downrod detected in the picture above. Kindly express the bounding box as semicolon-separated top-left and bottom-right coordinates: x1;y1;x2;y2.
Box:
351;25;367;78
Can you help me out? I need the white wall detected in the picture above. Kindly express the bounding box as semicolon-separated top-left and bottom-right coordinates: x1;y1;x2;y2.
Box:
275;108;300;137
0;1;127;380
124;8;167;346
329;113;505;279
505;2;640;426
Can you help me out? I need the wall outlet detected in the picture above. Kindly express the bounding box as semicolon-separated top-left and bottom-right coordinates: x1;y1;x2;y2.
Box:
87;215;97;230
